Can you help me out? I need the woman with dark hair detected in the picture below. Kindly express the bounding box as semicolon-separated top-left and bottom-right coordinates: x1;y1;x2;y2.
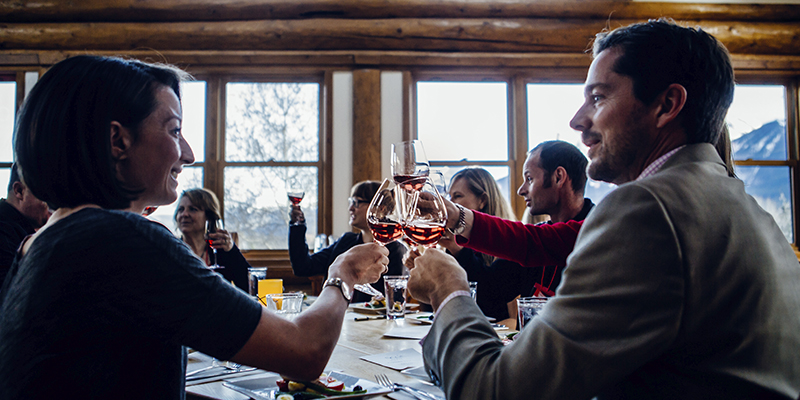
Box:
175;188;250;292
289;180;406;302
0;55;389;399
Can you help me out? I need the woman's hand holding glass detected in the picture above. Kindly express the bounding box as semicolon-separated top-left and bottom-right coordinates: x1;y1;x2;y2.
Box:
206;228;234;253
205;219;225;270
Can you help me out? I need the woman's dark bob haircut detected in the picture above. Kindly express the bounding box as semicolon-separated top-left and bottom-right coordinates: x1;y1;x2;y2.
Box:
14;55;190;210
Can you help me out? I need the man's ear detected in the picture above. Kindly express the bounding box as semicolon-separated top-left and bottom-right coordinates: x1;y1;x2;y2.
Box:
110;121;132;160
553;166;567;188
11;181;25;201
655;83;687;129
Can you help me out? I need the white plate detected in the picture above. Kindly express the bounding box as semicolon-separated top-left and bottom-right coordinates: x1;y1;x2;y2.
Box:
223;371;392;399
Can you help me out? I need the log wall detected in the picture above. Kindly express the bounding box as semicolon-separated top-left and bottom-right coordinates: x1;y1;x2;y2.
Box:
0;1;798;71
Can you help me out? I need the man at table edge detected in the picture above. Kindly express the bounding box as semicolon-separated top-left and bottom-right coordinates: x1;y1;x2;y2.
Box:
407;18;800;400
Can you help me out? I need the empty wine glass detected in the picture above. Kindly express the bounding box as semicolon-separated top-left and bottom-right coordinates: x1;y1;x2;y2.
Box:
404;177;448;248
391;140;430;192
206;218;225;270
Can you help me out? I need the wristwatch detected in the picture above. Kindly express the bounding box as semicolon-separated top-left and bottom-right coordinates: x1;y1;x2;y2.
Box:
323;277;352;302
447;203;467;236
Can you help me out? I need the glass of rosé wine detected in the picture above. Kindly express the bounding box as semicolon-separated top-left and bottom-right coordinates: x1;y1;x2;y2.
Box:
391;140;430;193
404;177;447;248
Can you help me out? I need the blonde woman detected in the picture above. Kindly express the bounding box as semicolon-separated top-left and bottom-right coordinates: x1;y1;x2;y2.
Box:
437;167;531;322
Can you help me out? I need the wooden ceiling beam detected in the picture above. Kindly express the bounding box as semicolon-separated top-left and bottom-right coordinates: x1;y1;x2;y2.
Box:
1;18;798;55
2;1;799;23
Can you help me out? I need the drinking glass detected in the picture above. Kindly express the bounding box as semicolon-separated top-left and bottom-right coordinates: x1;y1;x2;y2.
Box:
391;140;430;192
404;177;448;247
265;292;304;320
287;190;305;206
367;179;405;245
142;206;158;216
206;218;225;270
354;178;408;299
383;275;409;320
516;297;549;330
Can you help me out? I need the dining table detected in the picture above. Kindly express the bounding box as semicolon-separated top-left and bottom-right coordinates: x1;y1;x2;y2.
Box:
185;302;511;400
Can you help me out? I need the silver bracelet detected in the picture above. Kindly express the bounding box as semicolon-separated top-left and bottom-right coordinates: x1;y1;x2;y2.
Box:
447;203;467;235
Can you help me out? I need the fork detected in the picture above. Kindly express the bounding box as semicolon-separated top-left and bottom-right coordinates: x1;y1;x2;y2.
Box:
374;374;438;400
185;359;242;377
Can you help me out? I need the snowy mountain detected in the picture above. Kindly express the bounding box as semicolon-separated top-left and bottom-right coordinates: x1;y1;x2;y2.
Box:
732;120;786;161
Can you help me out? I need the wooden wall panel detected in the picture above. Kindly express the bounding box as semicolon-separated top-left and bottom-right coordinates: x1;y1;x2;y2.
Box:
1;18;798;56
352;69;382;184
3;0;800;22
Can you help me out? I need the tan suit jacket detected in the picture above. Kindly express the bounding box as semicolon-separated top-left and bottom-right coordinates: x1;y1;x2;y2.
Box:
422;144;800;399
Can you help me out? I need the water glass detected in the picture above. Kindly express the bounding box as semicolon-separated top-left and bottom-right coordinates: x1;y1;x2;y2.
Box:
265;292;303;320
383;275;409;319
468;281;478;301
516;297;549;330
248;267;283;305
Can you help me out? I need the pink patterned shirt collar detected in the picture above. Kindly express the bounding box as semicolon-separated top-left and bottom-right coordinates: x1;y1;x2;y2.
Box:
636;145;686;181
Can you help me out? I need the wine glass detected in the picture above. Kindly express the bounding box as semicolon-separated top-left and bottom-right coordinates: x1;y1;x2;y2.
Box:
404;177;448;248
287;190;305;206
367;179;405;245
206;218;225;270
141;206;158;217
391;140;430;192
355;178;408;299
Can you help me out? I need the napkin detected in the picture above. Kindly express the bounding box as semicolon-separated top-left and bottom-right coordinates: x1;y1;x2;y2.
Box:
360;348;424;371
383;324;431;340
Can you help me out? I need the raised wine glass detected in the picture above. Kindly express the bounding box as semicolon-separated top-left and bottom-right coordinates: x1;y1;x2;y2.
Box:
205;218;225;270
391;140;430;192
141;206;158;217
404;177;448;248
287;190;305;206
355;178;408;299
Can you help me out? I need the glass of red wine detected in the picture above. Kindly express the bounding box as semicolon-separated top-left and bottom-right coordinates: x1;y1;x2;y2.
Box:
404;177;448;248
141;206;158;217
205;218;225;270
287;190;305;206
391;140;430;193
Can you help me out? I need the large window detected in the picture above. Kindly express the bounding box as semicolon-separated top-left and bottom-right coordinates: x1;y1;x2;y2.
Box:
417;80;515;208
147;78;324;251
416;76;800;247
527;83;617;204
727;84;792;242
224;82;321;249
0;73;16;186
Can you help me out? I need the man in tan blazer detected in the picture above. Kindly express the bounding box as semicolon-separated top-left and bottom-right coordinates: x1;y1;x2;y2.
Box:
408;19;800;400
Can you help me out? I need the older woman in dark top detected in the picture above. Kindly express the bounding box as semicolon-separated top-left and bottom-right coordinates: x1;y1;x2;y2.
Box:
174;188;251;292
